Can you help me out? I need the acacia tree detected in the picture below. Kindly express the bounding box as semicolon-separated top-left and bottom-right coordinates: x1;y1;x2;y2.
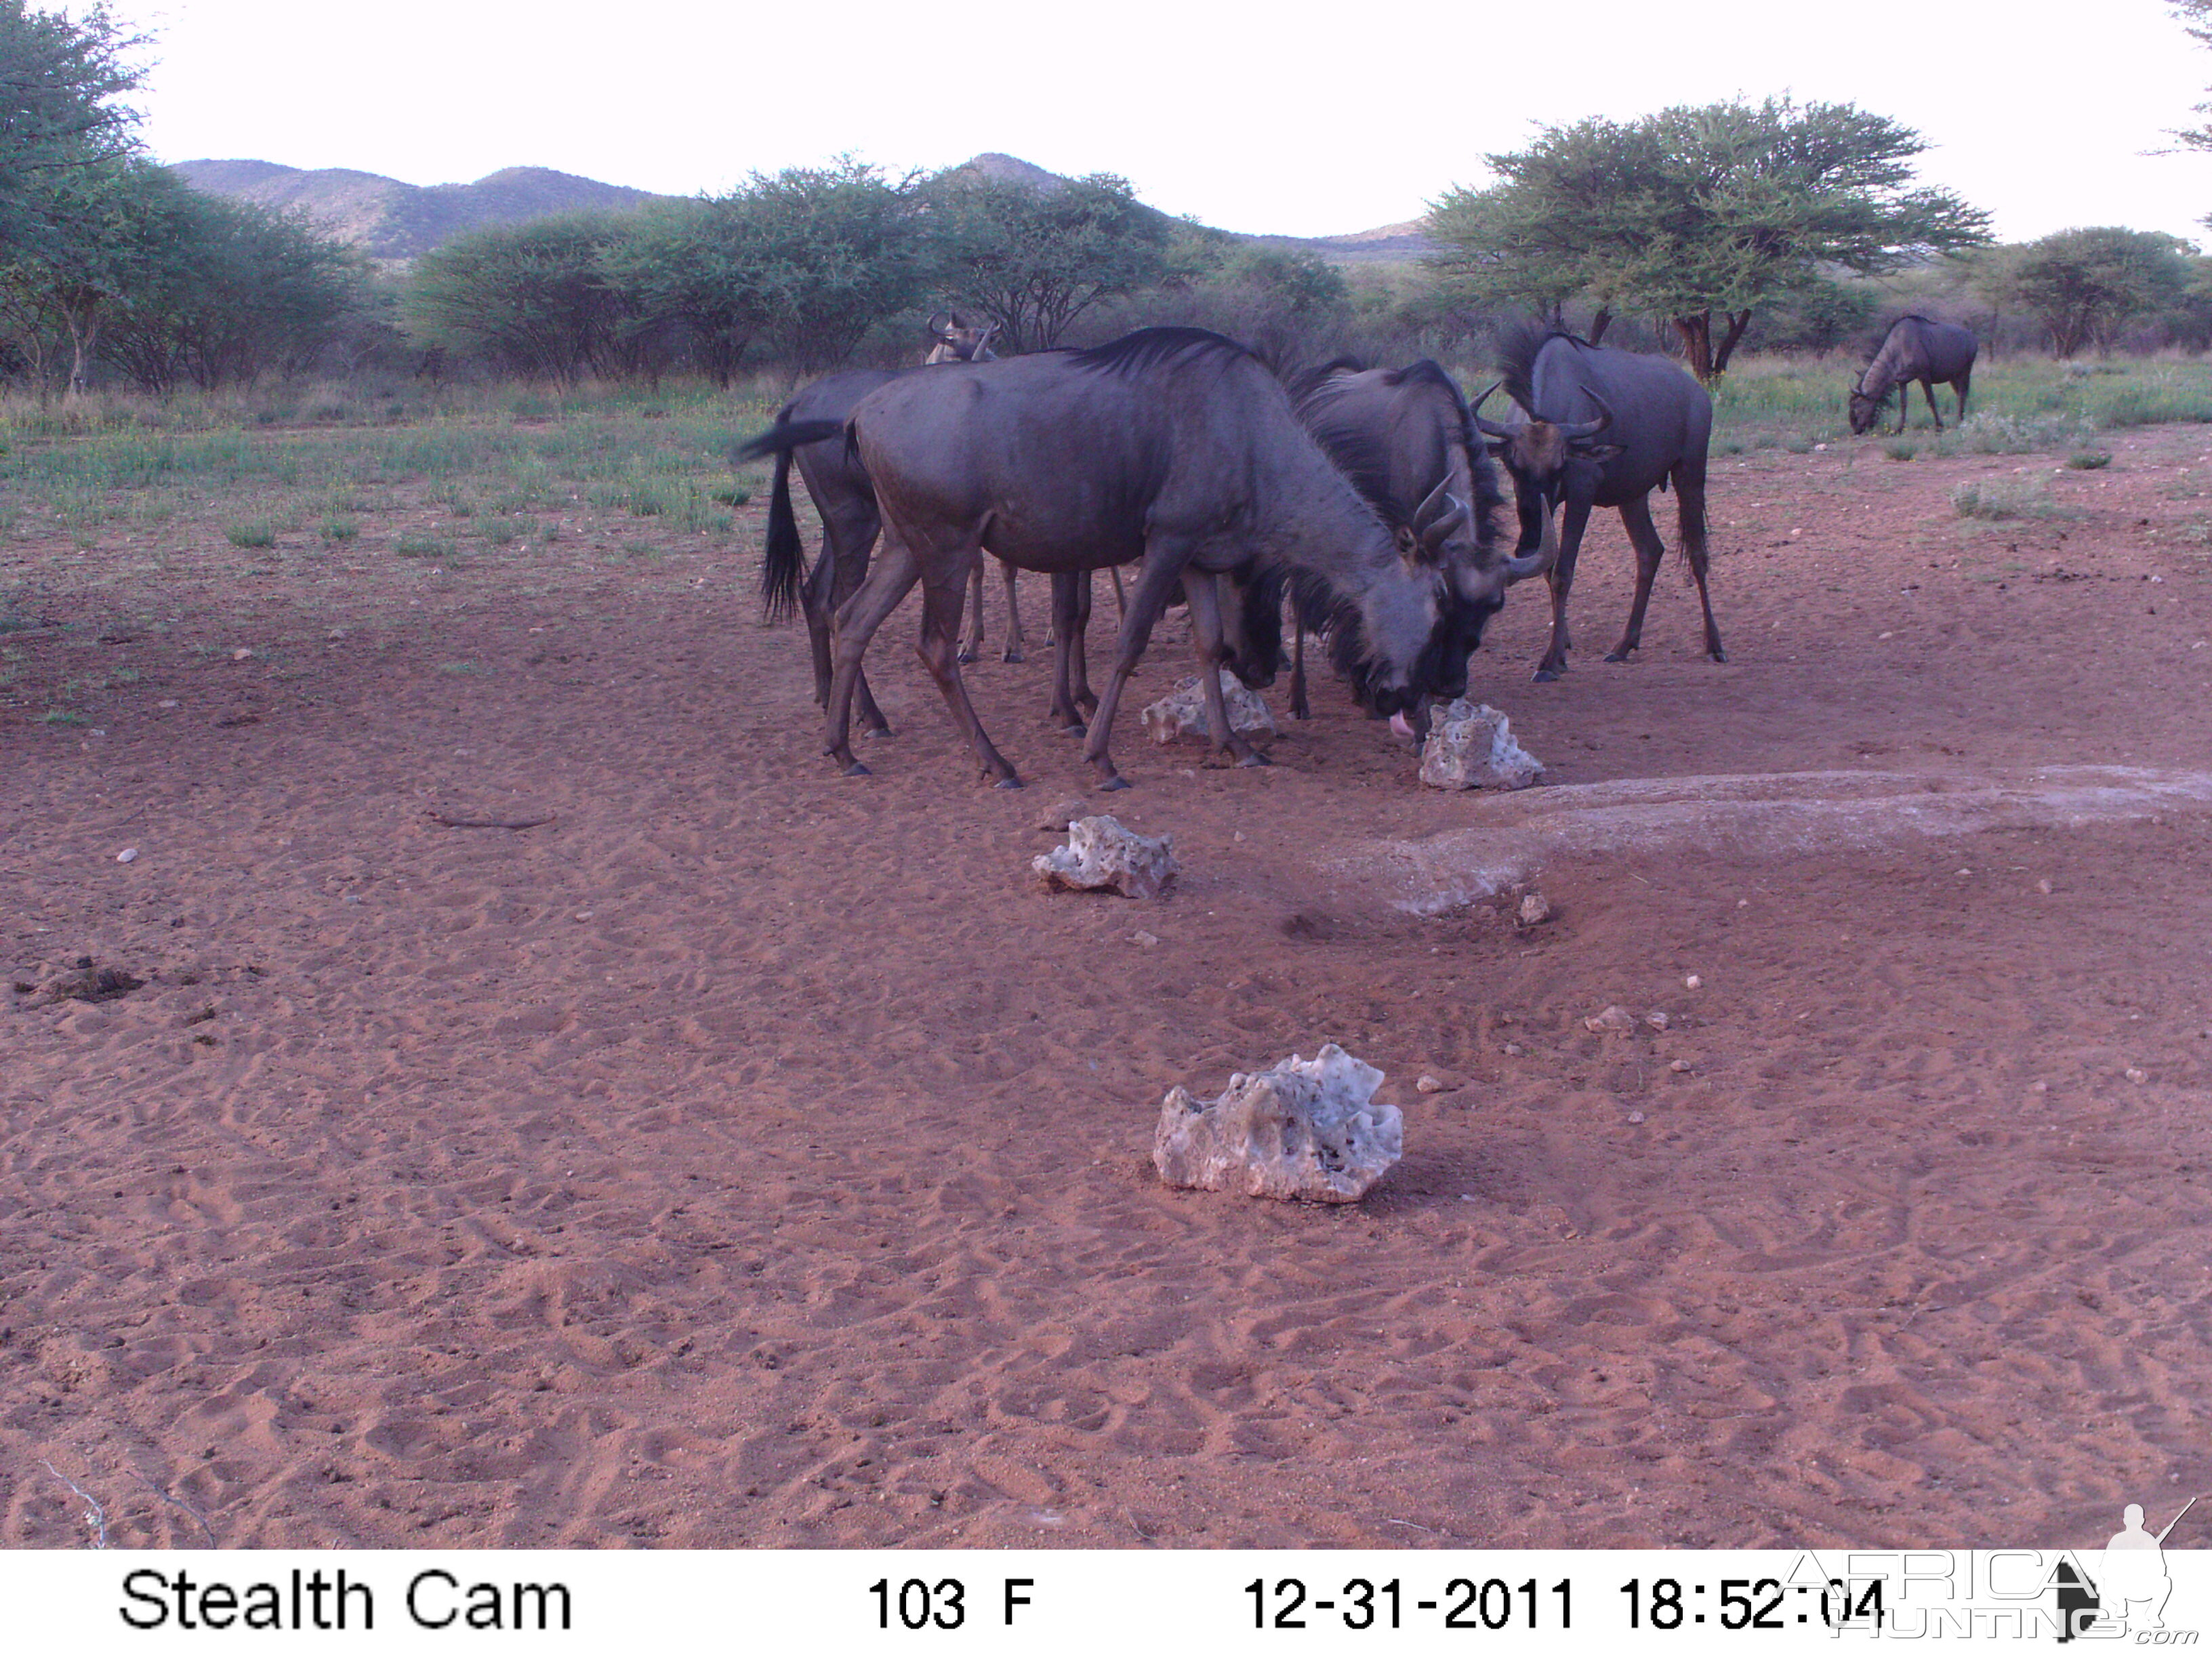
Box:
1995;228;2195;356
922;171;1169;352
408;212;649;385
1427;98;1990;380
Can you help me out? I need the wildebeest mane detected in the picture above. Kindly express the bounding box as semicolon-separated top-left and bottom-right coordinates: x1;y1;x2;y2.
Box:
1294;359;1505;560
1496;319;1593;411
1068;326;1254;379
1283;354;1368;405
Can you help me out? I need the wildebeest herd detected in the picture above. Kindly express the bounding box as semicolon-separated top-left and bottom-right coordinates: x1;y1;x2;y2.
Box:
738;312;1977;790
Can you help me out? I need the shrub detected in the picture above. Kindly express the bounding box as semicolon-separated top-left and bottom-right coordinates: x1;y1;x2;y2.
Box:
225;520;278;548
2066;451;2113;470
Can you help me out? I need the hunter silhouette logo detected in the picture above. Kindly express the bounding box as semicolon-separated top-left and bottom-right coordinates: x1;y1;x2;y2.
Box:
2057;1495;2200;1642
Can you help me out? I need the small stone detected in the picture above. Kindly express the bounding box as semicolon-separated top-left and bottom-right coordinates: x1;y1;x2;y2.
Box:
158;699;178;709
1153;1043;1403;1203
1131;930;1160;947
1626;1111;1647;1125
1584;1004;1637;1035
1416;1074;1445;1094
1033;815;1178;900
1141;670;1275;747
1035;797;1090;833
1232;830;1246;842
1645;1011;1670;1031
2036;878;2053;895
1418;700;1544;791
1957;868;1972;877
1518;892;1553;926
573;910;594;921
1685;974;1702;989
327;627;347;640
1737;899;1750;909
1501;1042;1523;1057
115;848;138;864
231;647;252;661
2126;1067;2148;1084
1669;1059;1692;1073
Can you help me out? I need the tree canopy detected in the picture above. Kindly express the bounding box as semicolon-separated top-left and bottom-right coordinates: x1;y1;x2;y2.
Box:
1426;97;1990;379
1983;228;2197;357
922;171;1170;352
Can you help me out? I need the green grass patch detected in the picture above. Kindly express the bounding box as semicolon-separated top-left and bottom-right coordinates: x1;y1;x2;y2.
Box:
1952;478;2066;520
2066;451;2114;470
394;535;457;558
320;516;360;541
225;519;279;548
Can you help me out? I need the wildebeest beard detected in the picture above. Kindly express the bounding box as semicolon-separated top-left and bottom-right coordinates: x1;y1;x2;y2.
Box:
1287;567;1481;714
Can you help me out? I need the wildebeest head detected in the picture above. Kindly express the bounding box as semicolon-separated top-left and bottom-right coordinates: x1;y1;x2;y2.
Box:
1471;382;1622;506
1847;382;1887;435
924;310;999;365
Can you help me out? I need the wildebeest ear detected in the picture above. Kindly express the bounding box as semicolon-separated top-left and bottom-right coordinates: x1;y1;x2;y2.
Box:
1575;441;1625;463
1394;524;1420;558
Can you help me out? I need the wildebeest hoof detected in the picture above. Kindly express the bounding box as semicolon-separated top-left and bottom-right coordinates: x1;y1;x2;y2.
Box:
1099;775;1131;793
1237;750;1272;769
841;760;872;777
956;647;979;665
1603;649;1632;663
1709;648;1728;663
865;719;893;735
1533;667;1561;682
1002;649;1025;664
992;775;1024;791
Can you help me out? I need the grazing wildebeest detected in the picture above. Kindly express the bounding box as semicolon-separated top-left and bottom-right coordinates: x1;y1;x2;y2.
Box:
1475;324;1721;682
741;312;1000;735
1283;357;1510;721
741;327;1551;790
1849;314;1977;435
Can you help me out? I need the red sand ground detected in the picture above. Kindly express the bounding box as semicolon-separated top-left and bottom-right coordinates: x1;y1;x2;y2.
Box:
2;425;2209;1550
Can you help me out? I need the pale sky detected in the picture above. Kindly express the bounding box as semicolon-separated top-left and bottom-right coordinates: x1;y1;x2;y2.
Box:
101;0;2212;246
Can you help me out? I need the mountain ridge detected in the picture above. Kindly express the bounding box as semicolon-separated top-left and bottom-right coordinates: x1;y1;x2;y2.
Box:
171;153;1435;266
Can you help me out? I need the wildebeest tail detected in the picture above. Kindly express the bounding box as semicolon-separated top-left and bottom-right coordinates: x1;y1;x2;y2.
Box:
732;416;844;466
760;445;806;625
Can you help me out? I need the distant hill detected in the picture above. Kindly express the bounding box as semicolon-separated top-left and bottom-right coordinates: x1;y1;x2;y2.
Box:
169;160;670;260
173;153;1436;267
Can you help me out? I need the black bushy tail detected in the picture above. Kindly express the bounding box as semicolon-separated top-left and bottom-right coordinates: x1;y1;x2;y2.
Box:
762;446;804;623
733;417;844;625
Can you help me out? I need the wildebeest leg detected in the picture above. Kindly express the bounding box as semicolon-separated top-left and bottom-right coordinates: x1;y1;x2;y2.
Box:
914;558;1023;790
1954;369;1971;425
958;558;985;664
1923;377;1945;430
1675;459;1725;662
1535;499;1591;680
1048;571;1096;733
1606;495;1668;663
1082;550;1191;790
1183;572;1267;767
817;497;891;734
1000;560;1025;663
1288;590;1309;720
824;534;922;777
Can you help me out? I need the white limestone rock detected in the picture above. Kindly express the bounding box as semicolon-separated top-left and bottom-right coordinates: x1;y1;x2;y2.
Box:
1143;670;1277;747
1032;815;1177;899
1153;1043;1404;1203
1418;700;1544;791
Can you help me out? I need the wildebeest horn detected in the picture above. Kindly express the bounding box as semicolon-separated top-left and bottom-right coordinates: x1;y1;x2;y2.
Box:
1559;394;1614;443
1498;500;1559;585
929;310;954;339
1412;474;1454;533
1469;380;1519;439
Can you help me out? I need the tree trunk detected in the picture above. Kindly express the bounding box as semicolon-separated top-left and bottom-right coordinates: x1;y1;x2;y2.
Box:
1712;309;1754;376
1587;306;1612;345
1672;311;1715;382
63;292;102;403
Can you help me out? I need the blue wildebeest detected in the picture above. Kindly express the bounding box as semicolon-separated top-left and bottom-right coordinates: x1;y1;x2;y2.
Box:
739;327;1551;790
741;312;1004;736
1849;315;1977;436
1283;357;1511;721
1475;325;1721;682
